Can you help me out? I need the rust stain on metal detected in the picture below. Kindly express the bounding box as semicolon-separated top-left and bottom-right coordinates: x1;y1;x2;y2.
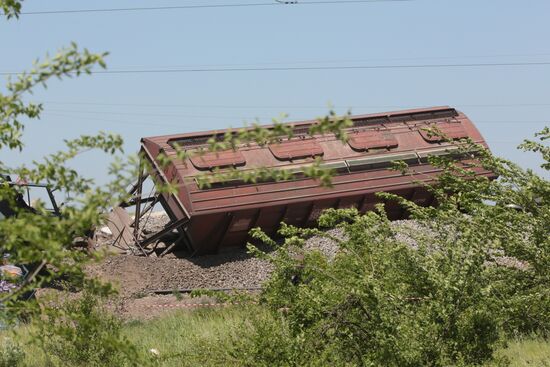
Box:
348;130;398;151
418;121;469;142
269;139;324;160
189;150;246;170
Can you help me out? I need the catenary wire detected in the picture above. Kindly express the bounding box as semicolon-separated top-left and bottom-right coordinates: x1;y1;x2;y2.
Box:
40;101;550;109
2;61;550;76
42;112;549;126
42;108;550;123
5;52;550;73
20;0;413;15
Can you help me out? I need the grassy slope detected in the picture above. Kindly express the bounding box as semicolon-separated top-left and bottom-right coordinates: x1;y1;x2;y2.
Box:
5;306;550;366
127;307;550;366
494;338;550;367
123;306;256;367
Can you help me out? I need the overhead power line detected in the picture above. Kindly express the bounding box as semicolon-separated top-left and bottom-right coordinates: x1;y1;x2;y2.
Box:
43;112;549;126
44;108;272;120
41;101;550;109
21;51;546;70
87;61;550;73
20;0;412;15
3;61;550;76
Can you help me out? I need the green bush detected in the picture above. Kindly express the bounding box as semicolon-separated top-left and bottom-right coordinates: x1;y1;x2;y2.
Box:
237;130;549;366
0;338;24;367
32;291;146;367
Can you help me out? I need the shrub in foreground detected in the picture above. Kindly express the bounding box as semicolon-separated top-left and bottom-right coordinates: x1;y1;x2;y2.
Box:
32;291;146;367
236;131;549;366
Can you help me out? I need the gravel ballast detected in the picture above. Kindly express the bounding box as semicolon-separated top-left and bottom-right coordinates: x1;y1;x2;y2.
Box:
90;212;528;298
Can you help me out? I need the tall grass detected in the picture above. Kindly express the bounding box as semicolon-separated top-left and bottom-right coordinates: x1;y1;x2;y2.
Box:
494;338;550;367
2;306;549;366
123;306;258;366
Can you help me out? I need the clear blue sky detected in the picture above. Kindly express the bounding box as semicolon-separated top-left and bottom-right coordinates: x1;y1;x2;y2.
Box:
2;0;549;184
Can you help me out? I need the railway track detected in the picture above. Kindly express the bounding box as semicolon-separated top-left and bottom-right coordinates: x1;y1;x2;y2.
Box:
151;286;263;295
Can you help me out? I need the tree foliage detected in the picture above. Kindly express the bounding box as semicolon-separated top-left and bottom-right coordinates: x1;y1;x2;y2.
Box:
0;0;22;19
33;291;144;367
239;132;550;366
0;2;149;365
0;2;139;308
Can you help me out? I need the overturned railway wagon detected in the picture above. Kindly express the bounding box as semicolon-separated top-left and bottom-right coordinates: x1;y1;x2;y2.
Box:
111;107;494;255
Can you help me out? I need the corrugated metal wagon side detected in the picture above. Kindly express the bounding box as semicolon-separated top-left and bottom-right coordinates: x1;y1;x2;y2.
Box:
109;106;496;256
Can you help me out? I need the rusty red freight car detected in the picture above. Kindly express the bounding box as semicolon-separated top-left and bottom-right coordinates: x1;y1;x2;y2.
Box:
108;106;494;256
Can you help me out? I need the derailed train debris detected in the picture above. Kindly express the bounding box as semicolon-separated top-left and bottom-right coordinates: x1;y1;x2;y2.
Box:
109;107;495;256
0;175;60;219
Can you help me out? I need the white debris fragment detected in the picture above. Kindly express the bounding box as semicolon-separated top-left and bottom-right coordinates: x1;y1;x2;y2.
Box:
99;226;112;235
